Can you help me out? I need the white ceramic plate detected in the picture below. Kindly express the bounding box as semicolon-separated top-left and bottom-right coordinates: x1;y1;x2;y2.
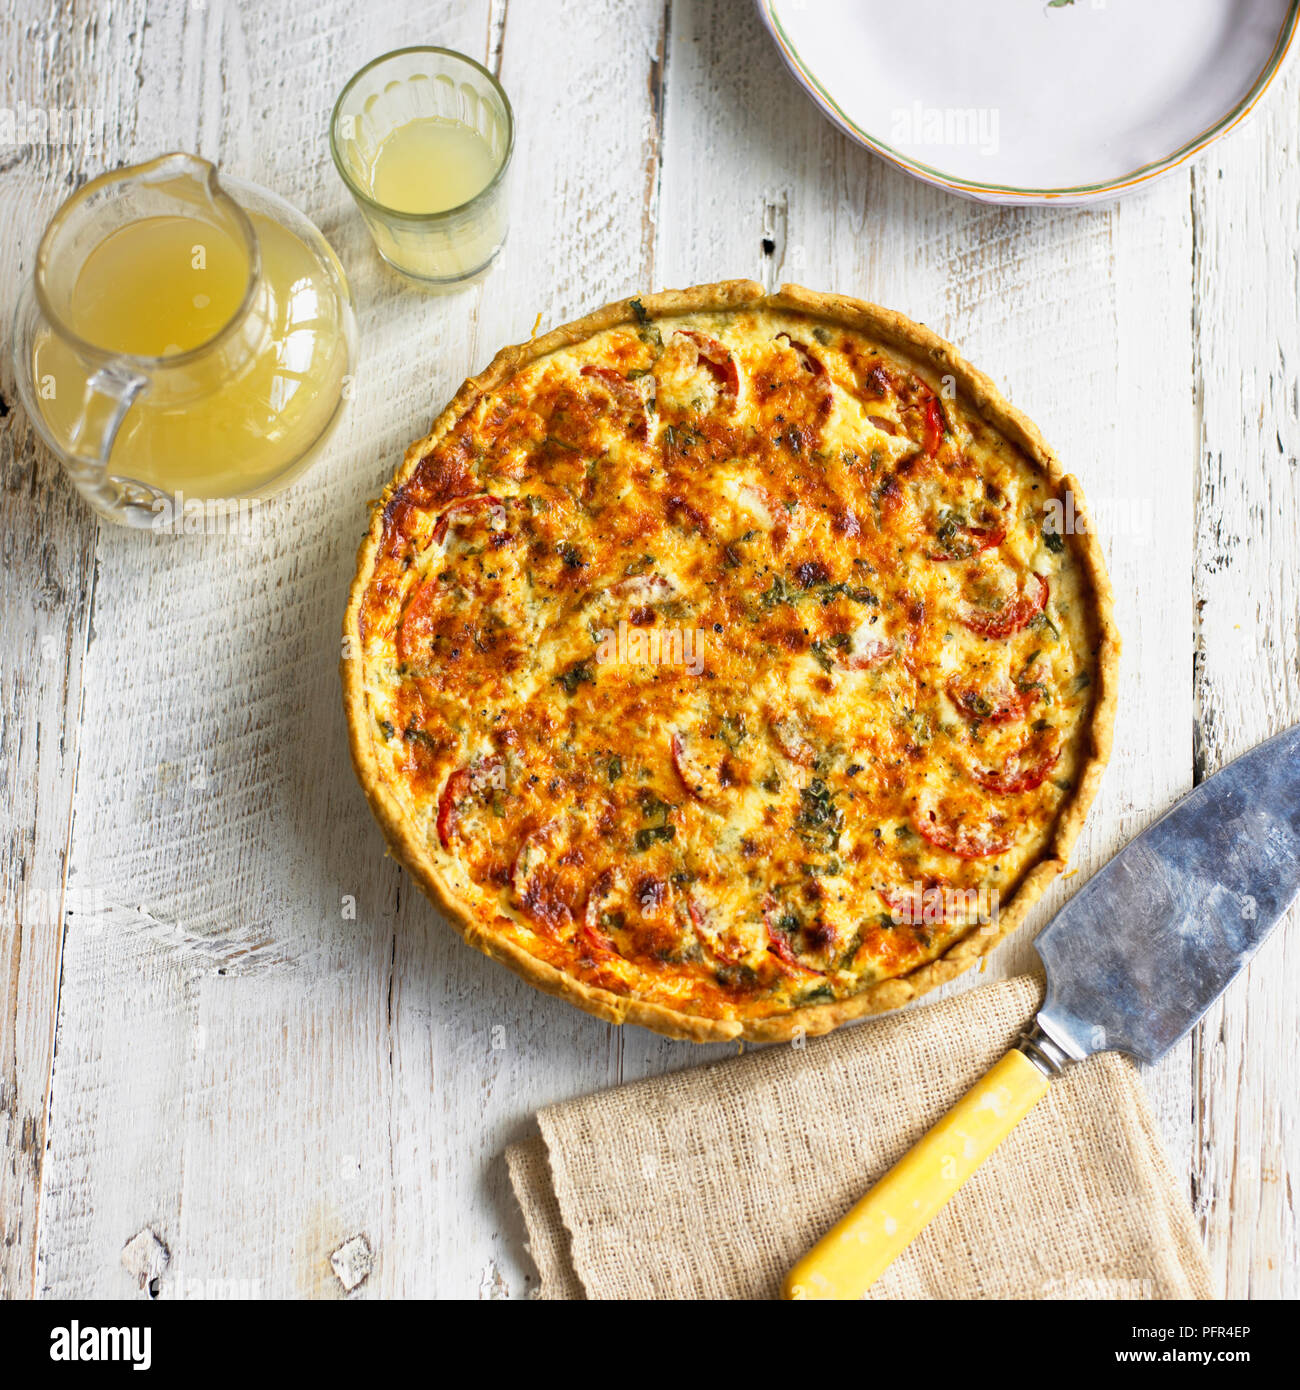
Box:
757;0;1299;204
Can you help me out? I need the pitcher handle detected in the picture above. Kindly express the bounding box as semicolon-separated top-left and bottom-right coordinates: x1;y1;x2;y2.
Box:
65;360;148;481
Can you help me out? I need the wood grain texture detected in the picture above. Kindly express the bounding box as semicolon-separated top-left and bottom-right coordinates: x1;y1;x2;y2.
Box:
1191;56;1300;1300
0;0;1294;1298
0;0;146;1300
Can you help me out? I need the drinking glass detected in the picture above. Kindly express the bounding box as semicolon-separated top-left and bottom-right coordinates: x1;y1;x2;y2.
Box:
331;47;514;285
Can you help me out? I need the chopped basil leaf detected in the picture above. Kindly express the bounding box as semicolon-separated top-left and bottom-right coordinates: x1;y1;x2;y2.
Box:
555;660;594;695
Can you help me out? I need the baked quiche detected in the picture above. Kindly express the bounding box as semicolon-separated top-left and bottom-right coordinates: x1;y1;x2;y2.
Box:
343;281;1116;1042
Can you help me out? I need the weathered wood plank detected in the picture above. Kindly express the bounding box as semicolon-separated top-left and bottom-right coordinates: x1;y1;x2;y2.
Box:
1191;57;1300;1301
0;0;150;1301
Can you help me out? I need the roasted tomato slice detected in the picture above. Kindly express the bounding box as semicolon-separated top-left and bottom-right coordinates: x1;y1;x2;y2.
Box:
922;395;946;456
913;796;1014;859
607;572;676;605
591;571;678;631
841;642;892;671
767;712;815;766
856;359;943;453
396;576;443;666
436;756;503;850
836;628;893;671
510;822;553;898
399;499;515;660
960;573;1049;639
687;893;748;967
880;881;959;926
761;895;825;976
974;736;1061;795
675;329;740;396
671;728;741;804
579;878;619;959
929;520;1006;562
776;333;821;374
510;820;590;937
431;493;507;546
579;365;652;440
776;332;833;421
664;492;713;537
860;360;894;399
946;680;1034;724
670;730;709;803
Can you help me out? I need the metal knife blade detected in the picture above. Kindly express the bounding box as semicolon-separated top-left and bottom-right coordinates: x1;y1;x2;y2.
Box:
1034;721;1300;1066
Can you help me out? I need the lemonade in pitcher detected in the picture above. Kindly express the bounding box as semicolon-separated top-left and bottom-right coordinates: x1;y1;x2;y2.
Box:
14;154;357;525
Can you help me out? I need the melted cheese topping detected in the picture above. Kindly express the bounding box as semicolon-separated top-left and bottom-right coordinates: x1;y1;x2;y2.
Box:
356;305;1100;1023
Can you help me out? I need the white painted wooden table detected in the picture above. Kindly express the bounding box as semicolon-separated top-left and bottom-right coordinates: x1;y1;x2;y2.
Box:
2;0;1297;1301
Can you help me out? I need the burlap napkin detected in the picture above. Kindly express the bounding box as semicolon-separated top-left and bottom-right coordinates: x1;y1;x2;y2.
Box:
506;975;1212;1300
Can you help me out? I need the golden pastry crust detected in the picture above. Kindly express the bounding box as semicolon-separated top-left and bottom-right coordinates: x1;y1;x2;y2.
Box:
342;281;1118;1042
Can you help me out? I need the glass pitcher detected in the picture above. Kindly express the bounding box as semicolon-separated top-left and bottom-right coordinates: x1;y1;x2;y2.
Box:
11;153;358;528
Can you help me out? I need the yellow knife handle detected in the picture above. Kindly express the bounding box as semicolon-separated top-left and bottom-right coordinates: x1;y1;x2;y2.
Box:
783;1047;1051;1300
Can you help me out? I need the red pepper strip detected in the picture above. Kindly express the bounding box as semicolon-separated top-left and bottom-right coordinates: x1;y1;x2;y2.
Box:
432;494;505;545
675;329;740;396
913;805;1014;860
960;573;1049;639
975;744;1061;796
436;756;502;850
579;365;651;440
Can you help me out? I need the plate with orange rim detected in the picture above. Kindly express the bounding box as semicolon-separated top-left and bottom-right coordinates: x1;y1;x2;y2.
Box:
756;0;1299;205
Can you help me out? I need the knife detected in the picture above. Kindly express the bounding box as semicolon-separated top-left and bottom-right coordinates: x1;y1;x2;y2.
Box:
783;721;1300;1300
